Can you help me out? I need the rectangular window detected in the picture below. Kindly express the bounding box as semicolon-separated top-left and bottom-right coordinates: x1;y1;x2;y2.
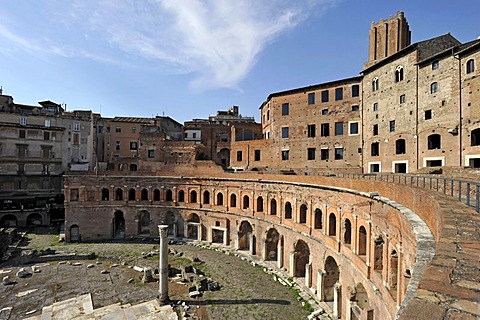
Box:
321;90;329;102
73;133;79;145
321;148;329;160
371;142;379;156
236;150;243;161
351;85;360;97
115;141;120;151
307;124;316;138
308;93;315;105
132;127;136;133
334;147;344;160
335;122;343;136
321;108;328;115
19;130;26;139
282;103;289;115
70;188;79;202
148;150;155;158
281;127;289;139
351;105;359;111
130;141;138;150
321;123;330;137
42;146;51;158
349;122;359;135
254;150;261;161
44;120;51;127
44;131;50;140
17;145;27;158
73;122;80;131
389;120;396;132
400;94;406;104
370;163;380;173
335;88;343;101
373;103;378;111
425;110;432;120
307;148;316;160
19;117;27;126
373;124;378;136
281;150;289;160
115;127;121;133
432;60;439;70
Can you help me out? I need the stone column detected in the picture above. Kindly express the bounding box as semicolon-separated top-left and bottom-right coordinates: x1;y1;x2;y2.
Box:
234;232;240;250
248;233;255;255
277;240;284;269
261;239;267;260
333;282;341;319
316;269;325;300
197;224;203;241
289;251;296;277
223;228;228;245
158;225;169;304
305;262;312;287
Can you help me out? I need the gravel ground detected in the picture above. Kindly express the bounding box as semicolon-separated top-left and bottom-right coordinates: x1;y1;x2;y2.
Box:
0;229;311;320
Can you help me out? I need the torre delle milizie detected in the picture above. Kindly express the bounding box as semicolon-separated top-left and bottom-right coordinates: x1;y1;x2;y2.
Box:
1;12;479;320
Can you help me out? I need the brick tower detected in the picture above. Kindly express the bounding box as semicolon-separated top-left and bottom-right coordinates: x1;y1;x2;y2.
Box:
364;11;411;68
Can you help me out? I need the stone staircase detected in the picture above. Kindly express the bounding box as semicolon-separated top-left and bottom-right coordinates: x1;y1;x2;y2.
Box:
24;294;177;320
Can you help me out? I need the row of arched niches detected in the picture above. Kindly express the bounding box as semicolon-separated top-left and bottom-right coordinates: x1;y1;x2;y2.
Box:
65;175;431;319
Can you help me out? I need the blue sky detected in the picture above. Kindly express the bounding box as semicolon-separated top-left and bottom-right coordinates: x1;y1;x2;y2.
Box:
0;0;478;123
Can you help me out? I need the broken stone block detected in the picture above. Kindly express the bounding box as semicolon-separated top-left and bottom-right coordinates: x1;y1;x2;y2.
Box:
188;290;201;298
127;278;134;283
142;267;154;283
207;281;220;291
100;270;109;274
31;266;41;273
133;266;143;272
16;268;31;278
87;264;95;269
2;276;14;285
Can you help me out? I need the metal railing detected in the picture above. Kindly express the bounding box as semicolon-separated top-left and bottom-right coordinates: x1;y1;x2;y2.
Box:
329;173;480;212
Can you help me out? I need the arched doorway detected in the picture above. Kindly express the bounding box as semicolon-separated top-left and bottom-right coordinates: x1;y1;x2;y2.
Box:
27;213;43;226
358;226;367;256
186;213;200;240
166;211;178;237
374;236;384;273
70;224;80;242
351;283;369;320
113;210;125;239
293;240;310;277
238;221;253;251
344;219;352;245
138;210;150;235
324;256;340;301
265;228;279;261
0;214;17;227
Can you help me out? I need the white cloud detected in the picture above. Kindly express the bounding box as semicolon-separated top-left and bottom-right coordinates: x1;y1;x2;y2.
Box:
0;0;338;91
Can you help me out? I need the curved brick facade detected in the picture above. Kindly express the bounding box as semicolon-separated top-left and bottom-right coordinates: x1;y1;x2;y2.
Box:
64;172;480;319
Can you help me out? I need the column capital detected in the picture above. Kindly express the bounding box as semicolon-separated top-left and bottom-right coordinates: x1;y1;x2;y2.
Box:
158;225;169;237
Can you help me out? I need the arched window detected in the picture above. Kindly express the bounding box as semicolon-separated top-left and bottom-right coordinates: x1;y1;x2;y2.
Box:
471;128;480;146
190;190;197;203
314;209;322;229
284;202;292;219
428;134;441;149
299;204;307;224
216;192;224;205
128;188;136;201
270;199;277;215
115;188;123;201
203;190;210;204
243;195;250;209
166;189;173;201
230;194;237;207
153;189;160;201
101;188;109;201
256;196;264;212
358;226;367;255
178;190;185;202
372;77;379;91
395;139;406;154
129;163;137;171
430;82;438;93
395;66;404;82
466;59;475;74
141;188;148;201
328;213;336;236
344;219;352;244
374;236;385;272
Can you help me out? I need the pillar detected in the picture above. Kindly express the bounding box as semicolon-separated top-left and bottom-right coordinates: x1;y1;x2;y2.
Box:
333;282;341;319
234;232;239;250
197;223;203;241
289;251;296;277
223;228;228;245
305;262;312;288
158;225;169;304
317;269;325;300
248;233;255;255
277;240;284;269
261;239;267;260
